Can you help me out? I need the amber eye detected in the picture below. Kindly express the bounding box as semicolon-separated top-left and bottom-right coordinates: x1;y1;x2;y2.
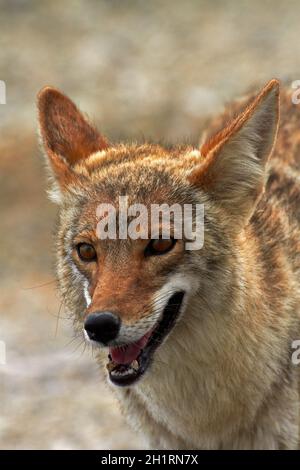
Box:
145;238;176;257
76;243;97;262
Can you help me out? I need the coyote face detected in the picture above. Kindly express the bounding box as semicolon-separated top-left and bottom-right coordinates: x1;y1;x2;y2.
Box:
38;80;300;448
52;150;206;386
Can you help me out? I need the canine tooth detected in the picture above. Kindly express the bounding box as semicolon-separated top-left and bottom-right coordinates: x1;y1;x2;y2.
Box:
131;360;139;370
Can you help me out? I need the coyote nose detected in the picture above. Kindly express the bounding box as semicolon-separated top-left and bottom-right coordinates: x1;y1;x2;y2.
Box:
84;312;121;345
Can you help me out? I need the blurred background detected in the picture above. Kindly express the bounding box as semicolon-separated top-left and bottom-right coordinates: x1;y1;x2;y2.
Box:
0;0;300;449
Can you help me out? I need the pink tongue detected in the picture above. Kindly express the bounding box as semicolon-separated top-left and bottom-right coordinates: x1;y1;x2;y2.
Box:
109;331;152;365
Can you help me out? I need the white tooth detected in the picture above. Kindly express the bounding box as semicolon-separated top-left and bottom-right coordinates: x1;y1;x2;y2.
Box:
131;360;139;371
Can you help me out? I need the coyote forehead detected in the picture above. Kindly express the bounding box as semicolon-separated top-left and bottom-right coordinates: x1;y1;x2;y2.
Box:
49;143;206;207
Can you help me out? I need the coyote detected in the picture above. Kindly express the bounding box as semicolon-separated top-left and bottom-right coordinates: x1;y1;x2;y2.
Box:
38;79;300;449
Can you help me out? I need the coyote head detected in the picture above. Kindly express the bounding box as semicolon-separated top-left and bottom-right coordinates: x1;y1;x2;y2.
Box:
38;80;279;386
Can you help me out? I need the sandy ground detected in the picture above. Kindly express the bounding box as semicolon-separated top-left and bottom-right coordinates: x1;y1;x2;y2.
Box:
1;0;300;449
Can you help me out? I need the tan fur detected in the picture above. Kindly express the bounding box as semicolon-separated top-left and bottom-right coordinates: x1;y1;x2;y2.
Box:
38;80;300;449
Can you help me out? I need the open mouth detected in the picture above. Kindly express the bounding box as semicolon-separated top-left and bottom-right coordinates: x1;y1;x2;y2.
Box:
106;291;185;386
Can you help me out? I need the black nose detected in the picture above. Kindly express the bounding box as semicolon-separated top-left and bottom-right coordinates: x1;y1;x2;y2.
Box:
84;311;121;345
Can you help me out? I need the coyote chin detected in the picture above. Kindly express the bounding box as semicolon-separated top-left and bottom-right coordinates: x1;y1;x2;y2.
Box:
38;79;300;449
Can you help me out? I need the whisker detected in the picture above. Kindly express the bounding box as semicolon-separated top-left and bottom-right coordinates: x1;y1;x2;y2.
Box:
21;279;57;290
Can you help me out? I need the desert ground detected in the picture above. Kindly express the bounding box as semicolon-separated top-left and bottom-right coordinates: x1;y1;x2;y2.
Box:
1;0;300;449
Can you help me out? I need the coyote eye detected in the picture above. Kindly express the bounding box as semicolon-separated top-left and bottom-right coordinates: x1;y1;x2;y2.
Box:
76;243;97;262
145;238;176;256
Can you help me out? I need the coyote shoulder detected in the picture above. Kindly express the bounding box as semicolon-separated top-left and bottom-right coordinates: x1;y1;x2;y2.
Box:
38;79;300;449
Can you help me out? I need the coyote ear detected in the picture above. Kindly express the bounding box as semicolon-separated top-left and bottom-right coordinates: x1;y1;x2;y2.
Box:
37;87;108;190
188;79;280;227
